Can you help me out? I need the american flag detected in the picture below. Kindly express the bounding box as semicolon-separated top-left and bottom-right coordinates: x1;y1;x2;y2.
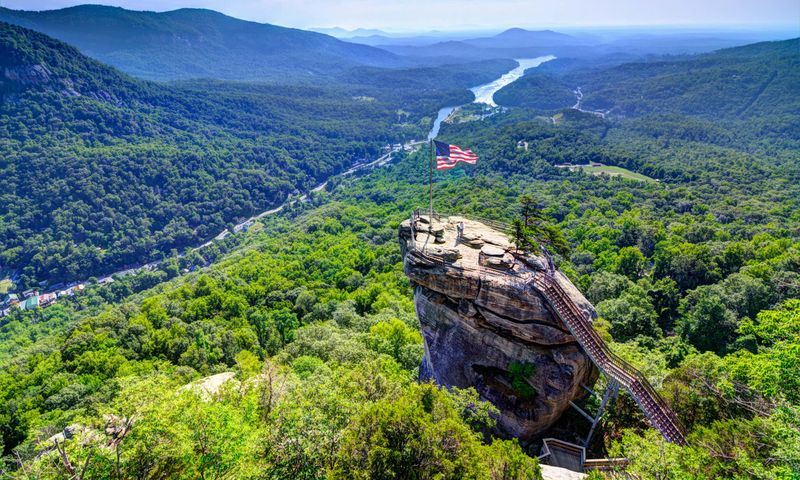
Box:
434;140;479;170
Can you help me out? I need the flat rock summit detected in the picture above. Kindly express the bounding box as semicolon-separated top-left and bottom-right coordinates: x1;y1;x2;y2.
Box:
400;213;599;439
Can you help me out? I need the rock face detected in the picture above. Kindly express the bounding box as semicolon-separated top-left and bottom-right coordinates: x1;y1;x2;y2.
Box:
181;372;237;398
400;215;599;440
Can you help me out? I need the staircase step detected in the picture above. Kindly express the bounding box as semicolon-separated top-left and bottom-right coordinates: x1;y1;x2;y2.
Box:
534;274;687;445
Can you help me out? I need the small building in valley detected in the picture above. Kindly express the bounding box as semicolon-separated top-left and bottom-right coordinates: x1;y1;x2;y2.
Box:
39;293;57;307
20;296;39;311
3;293;19;306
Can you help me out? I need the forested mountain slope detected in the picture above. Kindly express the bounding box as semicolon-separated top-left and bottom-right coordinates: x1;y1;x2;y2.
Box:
0;22;507;287
0;26;798;478
1;97;799;476
495;38;800;119
0;5;402;81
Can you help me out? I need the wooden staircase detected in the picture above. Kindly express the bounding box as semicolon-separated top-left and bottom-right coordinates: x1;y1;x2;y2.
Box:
532;274;688;445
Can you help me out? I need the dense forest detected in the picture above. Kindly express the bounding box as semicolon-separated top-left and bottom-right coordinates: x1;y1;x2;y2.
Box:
2;98;799;475
0;22;512;288
0;16;798;480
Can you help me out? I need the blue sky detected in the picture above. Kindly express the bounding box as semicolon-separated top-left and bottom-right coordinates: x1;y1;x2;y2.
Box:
2;0;799;31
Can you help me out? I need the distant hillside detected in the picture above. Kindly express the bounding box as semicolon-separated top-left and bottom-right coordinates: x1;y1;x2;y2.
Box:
464;28;581;48
0;18;145;102
347;34;458;47
0;5;401;81
372;28;582;60
311;27;389;38
0;22;476;286
495;38;800;119
379;28;789;65
381;38;580;61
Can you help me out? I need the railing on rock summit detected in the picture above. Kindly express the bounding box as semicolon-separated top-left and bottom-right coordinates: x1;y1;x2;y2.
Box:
411;208;513;235
405;209;688;445
407;208;513;269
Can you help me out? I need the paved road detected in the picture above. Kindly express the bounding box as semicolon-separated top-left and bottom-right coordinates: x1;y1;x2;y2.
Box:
571;87;608;118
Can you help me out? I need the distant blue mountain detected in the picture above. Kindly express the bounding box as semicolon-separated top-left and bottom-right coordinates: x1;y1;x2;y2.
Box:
311;27;390;38
0;5;402;81
378;28;589;60
377;27;791;63
463;28;581;48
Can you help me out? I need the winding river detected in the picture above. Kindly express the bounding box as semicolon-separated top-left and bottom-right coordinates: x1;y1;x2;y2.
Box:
428;55;556;140
8;58;554;310
428;106;458;140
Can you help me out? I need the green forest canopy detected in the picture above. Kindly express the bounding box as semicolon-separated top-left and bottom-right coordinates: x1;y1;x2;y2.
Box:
0;22;798;479
0;21;512;288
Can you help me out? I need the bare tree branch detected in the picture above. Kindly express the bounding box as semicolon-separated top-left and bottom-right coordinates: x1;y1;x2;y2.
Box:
54;438;76;479
78;447;94;480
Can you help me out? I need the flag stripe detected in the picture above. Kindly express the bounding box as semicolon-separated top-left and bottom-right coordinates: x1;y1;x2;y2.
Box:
433;140;479;170
436;157;478;164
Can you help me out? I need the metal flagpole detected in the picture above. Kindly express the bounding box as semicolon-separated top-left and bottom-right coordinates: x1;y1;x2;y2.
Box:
429;140;434;230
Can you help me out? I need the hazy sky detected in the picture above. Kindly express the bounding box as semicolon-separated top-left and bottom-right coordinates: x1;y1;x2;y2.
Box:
2;0;799;31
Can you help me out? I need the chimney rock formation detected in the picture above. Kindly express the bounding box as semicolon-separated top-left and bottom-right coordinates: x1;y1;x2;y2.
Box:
400;214;599;440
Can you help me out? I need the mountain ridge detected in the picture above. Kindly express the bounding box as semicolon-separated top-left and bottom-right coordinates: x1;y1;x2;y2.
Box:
0;4;403;81
494;38;800;119
464;27;581;48
0;21;443;285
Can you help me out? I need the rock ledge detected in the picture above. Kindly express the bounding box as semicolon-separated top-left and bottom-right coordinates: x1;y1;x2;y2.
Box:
400;215;599;439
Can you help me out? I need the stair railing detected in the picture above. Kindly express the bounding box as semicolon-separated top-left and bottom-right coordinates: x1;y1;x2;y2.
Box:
532;274;687;445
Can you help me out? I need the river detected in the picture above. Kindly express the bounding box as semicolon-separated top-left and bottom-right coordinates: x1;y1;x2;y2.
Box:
6;59;553;311
470;56;556;107
427;106;457;140
428;55;556;140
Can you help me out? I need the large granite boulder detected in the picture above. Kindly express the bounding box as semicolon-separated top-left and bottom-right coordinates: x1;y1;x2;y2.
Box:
400;216;598;440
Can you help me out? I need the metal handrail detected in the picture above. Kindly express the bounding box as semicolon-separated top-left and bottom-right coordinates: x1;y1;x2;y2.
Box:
546;278;680;420
407;209;514;271
412;208;513;234
533;274;687;444
583;458;629;471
